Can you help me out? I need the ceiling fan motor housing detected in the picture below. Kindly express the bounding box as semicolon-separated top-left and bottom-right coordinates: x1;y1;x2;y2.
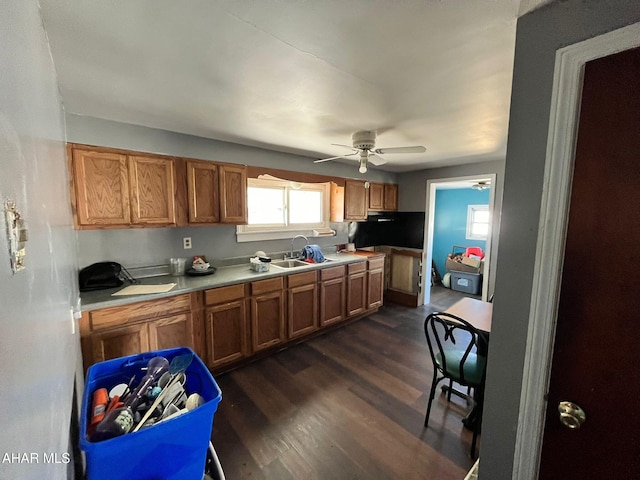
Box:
352;130;377;150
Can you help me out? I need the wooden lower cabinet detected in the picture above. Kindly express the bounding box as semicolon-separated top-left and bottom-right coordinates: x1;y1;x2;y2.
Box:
319;265;346;326
367;257;385;309
203;284;249;369
347;261;367;317
287;270;318;339
205;300;248;368
91;323;149;364
81;293;196;367
81;259;385;371
250;278;286;352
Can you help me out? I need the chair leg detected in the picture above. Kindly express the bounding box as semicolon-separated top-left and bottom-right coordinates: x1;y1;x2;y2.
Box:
447;379;453;402
424;375;439;428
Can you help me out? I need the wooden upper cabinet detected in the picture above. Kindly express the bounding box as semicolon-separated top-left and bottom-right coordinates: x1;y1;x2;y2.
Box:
368;183;385;211
129;155;176;225
71;148;131;226
384;184;398;211
367;182;397;212
344;180;368;221
219;164;247;224
187;160;220;224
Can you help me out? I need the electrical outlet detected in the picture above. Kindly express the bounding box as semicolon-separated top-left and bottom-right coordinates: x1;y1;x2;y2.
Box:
183;237;192;249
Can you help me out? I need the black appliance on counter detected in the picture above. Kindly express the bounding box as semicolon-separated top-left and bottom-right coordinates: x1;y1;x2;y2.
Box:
350;212;425;249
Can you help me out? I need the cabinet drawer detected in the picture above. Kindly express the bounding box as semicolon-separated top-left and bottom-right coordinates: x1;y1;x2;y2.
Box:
251;277;284;295
348;261;367;274
205;283;246;305
368;257;385;270
320;265;346;281
287;270;317;288
89;294;191;331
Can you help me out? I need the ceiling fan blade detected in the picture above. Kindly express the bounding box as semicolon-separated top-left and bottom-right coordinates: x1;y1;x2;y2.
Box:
314;152;359;163
331;143;356;150
373;146;426;154
368;153;387;166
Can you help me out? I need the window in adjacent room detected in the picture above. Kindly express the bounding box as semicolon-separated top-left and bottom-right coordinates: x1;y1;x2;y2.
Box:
466;204;490;240
236;176;330;242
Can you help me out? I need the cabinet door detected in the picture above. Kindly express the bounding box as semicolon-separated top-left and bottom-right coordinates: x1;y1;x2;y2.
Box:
148;313;193;352
205;300;249;368
129;155;176;225
72;148;130;226
187;160;220;224
367;267;384;309
368;183;385;211
384;184;398;211
288;283;318;339
319;277;346;326
219;164;247;224
344;180;368;221
92;323;149;363
347;272;367;317
251;291;285;352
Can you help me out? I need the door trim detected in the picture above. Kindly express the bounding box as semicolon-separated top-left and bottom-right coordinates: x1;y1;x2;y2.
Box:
422;173;497;304
514;22;640;480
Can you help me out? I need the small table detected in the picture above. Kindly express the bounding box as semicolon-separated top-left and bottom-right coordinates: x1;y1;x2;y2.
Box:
444;297;492;334
443;297;493;430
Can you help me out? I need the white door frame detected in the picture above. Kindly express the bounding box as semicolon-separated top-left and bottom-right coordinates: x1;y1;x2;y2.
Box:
513;22;640;480
422;173;497;305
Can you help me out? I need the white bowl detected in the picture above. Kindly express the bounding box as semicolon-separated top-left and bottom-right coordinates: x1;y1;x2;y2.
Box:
192;262;210;271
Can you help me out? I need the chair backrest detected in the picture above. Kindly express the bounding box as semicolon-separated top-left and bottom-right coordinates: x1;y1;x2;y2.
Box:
424;312;489;387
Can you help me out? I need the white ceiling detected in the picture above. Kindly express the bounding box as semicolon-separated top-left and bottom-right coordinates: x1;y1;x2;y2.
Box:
40;0;550;172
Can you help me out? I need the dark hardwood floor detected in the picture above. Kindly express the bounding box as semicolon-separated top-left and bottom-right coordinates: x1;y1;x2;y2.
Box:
210;287;478;479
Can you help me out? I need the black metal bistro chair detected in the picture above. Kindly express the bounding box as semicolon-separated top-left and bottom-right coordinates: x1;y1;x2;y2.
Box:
423;312;489;458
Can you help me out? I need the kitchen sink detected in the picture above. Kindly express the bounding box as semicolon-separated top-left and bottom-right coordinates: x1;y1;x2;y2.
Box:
271;259;310;269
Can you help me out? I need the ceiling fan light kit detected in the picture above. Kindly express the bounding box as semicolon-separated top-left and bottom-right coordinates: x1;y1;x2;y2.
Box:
314;130;426;174
472;181;491;190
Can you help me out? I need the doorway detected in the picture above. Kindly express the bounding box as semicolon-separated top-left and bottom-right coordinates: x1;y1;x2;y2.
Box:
422;174;497;305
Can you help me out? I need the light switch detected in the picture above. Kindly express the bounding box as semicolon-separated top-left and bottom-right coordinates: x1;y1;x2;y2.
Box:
4;200;27;273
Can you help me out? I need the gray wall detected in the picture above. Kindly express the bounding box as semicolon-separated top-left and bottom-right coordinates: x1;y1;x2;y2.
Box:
0;2;80;479
480;1;640;479
67;115;394;268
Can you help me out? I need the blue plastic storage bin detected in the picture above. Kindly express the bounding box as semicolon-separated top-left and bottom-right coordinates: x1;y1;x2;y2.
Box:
80;347;222;480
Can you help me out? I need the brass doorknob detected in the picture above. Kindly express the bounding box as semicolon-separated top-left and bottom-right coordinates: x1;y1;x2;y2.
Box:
558;401;586;429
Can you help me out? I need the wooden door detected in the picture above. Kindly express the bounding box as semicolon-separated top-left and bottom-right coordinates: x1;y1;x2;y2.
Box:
250;291;285;352
92;323;149;363
288;283;318;339
129;155;176;225
538;47;640;479
205;300;248;368
344;180;368;221
219;164;247;224
319;277;346;326
367;257;385;309
347;263;367;317
368;182;385;211
187;160;220;224
71;148;130;226
148;313;192;351
384;183;398;211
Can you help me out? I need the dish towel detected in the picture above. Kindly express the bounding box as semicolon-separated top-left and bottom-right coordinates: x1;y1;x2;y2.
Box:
301;244;325;263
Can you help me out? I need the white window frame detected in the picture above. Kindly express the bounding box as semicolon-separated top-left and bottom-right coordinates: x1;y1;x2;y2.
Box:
236;177;331;242
466;204;490;241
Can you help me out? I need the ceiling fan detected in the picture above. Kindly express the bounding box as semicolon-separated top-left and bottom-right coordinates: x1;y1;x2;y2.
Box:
314;130;426;173
471;181;491;190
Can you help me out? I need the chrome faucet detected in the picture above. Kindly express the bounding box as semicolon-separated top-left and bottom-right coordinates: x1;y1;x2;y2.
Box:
289;235;309;259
